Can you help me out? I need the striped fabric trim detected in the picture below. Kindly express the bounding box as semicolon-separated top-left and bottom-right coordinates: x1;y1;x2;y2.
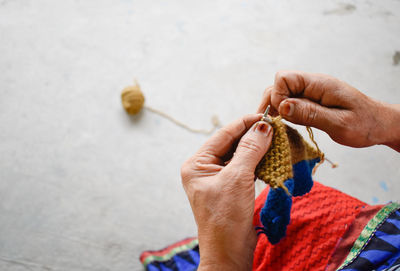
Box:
141;238;199;268
337;202;400;270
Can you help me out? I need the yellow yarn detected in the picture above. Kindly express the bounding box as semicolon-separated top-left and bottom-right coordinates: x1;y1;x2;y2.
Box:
255;117;323;194
121;82;145;115
120;80;222;134
256;117;292;194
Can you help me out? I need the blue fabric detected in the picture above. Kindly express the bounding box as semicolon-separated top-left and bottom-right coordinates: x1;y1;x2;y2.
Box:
173;255;197;270
386;217;400;231
145;246;200;271
376;233;400;248
358;250;394;265
257;158;319;244
376;250;400;270
187;249;200;264
341;208;400;270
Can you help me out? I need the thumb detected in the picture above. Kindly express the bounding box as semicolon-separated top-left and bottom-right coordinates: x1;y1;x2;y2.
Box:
227;121;273;172
278;98;339;133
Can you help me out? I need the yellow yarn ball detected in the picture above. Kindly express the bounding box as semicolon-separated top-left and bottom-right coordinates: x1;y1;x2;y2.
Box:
121;83;145;115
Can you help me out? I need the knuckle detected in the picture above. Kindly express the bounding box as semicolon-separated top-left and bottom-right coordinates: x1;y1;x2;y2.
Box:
217;127;235;143
339;114;359;137
337;112;352;127
180;155;209;181
238;137;262;154
275;70;296;83
274;71;286;83
330;112;363;144
302;102;318;124
264;85;273;95
320;77;338;94
275;71;305;97
180;160;193;184
181;152;220;182
334;111;354;133
194;151;214;164
275;70;288;79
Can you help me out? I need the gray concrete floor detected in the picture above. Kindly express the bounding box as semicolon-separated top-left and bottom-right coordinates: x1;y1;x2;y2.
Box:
0;0;399;270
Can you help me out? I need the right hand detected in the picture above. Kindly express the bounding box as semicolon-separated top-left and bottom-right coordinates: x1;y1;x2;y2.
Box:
181;114;273;270
257;71;400;150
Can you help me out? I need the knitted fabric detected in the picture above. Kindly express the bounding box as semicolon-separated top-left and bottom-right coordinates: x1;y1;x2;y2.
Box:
254;117;322;244
255;117;293;194
252;182;367;271
255;117;321;193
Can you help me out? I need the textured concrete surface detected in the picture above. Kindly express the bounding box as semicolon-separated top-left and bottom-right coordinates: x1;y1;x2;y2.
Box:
0;0;399;270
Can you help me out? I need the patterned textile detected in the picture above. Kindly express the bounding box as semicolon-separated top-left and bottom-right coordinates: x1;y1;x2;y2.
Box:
252;181;366;270
139;237;199;271
325;205;384;271
256;157;320;244
255;118;323;244
139;184;398;271
338;204;400;270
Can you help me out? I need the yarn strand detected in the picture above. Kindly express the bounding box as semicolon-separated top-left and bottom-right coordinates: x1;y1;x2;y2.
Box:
121;79;221;135
306;126;338;174
144;105;221;135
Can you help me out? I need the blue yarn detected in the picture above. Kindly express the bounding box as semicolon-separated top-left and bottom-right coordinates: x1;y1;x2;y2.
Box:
258;158;319;244
291;157;319;196
259;179;294;244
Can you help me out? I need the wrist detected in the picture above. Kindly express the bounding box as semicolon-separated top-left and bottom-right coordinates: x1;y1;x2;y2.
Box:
376;102;400;152
198;254;253;271
198;259;252;271
197;228;256;271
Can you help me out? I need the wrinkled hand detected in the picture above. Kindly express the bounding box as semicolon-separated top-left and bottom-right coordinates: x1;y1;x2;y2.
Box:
181;114;273;270
258;71;400;150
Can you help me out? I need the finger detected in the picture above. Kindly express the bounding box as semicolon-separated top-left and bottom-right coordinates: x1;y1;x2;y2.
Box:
196;114;263;164
278;98;345;134
271;70;346;111
225;121;273;173
256;86;279;116
257;86;272;113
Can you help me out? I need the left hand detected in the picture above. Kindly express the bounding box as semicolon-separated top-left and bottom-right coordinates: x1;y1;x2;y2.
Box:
181;114;273;270
256;71;400;150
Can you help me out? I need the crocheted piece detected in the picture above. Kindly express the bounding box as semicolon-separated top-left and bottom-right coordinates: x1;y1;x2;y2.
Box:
252;182;367;270
255;117;323;244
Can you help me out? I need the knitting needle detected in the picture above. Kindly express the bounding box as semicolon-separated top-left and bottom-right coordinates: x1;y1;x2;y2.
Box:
261;105;273;123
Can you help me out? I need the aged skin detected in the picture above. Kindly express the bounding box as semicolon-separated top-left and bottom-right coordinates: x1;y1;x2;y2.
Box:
258;71;400;151
181;71;400;270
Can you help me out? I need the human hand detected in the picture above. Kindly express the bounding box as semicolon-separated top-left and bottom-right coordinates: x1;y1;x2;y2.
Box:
181;114;273;270
257;71;400;150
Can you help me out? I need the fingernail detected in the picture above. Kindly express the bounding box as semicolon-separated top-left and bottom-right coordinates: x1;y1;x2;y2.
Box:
281;101;294;117
256;122;272;135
